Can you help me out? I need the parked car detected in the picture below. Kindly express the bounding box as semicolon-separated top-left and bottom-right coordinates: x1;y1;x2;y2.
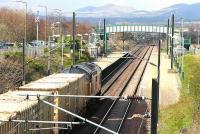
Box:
29;40;45;47
0;42;11;49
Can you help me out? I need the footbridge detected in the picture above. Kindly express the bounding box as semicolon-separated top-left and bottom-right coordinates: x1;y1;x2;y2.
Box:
105;24;171;34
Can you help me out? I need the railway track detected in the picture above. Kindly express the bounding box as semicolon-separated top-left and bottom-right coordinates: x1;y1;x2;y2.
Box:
101;46;143;94
95;46;153;134
120;46;154;134
70;45;153;134
120;45;155;134
103;46;148;96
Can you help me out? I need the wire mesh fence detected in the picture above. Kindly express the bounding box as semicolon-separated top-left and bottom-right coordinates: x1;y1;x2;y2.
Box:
0;46;45;58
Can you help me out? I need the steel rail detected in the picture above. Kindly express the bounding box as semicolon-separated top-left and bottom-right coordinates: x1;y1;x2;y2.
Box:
117;46;153;133
94;46;148;134
101;46;144;95
102;47;141;84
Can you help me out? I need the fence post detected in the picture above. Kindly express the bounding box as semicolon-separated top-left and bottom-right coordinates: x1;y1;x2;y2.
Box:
157;40;161;112
151;79;158;134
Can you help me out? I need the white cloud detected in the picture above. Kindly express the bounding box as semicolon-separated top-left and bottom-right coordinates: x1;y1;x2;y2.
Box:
114;0;127;6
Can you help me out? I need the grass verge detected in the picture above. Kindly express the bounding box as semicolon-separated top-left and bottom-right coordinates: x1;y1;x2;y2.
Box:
158;55;200;134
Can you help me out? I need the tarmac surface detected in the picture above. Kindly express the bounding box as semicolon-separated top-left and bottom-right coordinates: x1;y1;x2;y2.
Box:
138;47;180;107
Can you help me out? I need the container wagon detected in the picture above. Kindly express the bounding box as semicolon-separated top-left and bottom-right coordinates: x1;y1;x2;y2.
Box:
0;90;53;134
19;73;89;132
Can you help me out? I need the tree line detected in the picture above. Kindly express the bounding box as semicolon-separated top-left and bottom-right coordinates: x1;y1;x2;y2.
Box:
0;7;93;43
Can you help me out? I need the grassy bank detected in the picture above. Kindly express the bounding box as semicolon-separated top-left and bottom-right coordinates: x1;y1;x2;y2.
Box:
158;55;200;134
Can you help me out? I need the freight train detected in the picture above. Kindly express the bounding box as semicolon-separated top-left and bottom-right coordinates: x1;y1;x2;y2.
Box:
0;52;128;134
0;62;103;134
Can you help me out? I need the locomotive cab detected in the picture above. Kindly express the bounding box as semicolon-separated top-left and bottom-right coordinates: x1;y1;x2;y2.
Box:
67;62;102;95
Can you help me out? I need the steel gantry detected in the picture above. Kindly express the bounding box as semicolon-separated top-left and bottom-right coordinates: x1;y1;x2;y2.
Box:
14;94;151;134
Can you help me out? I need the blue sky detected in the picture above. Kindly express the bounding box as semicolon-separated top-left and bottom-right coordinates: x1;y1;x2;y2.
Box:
1;0;200;12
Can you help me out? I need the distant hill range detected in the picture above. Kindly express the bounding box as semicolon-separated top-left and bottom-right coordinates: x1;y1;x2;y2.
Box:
74;3;200;24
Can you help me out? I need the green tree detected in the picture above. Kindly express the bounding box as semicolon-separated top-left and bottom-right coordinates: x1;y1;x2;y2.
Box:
0;60;22;94
0;24;10;41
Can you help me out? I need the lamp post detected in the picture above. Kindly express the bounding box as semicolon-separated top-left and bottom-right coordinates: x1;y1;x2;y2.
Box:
38;5;48;46
33;10;40;57
54;9;62;37
47;23;57;75
53;9;64;70
52;21;64;70
56;21;64;70
14;0;27;85
61;30;64;70
35;10;40;42
15;0;27;45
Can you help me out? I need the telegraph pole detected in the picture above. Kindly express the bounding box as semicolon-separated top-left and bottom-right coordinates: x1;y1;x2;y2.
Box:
45;7;47;46
181;18;184;79
167;19;169;55
123;25;125;52
103;18;106;55
171;14;175;69
73;12;76;65
38;5;48;46
22;39;25;85
47;36;51;75
198;29;199;48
